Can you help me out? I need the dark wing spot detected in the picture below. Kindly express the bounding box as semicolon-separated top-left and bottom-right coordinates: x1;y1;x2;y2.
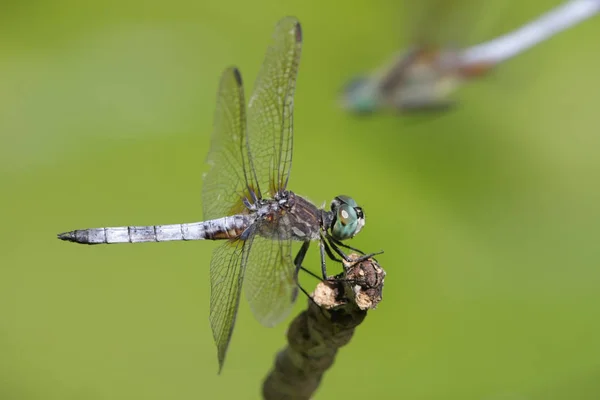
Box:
232;68;243;86
294;21;302;43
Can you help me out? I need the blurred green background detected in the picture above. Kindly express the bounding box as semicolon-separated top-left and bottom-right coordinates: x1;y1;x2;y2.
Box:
1;0;600;399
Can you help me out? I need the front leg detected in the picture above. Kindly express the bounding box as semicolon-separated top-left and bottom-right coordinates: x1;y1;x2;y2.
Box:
328;236;366;255
324;235;353;262
326;235;384;267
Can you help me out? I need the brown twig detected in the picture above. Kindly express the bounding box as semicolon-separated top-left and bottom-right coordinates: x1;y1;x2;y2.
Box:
262;254;386;400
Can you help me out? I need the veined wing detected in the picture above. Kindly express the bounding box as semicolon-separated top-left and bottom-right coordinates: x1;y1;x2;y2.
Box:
243;226;297;327
203;67;257;221
209;239;246;373
247;17;302;198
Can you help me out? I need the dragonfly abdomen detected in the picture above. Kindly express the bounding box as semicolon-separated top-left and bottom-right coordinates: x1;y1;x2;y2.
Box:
57;215;251;244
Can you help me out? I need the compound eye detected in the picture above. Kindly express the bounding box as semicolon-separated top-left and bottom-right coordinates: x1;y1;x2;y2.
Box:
338;204;354;225
332;204;360;240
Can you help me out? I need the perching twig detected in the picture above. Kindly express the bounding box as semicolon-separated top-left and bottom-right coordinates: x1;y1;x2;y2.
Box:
262;254;386;400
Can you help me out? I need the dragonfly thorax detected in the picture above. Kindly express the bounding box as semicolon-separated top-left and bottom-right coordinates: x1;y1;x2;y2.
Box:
249;191;324;242
328;195;365;241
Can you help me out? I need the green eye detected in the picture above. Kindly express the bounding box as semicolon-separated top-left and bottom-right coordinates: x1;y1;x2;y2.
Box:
338;204;354;225
330;196;365;241
341;76;379;113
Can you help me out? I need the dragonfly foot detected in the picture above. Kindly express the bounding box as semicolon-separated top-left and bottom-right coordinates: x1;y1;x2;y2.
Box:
343;250;384;266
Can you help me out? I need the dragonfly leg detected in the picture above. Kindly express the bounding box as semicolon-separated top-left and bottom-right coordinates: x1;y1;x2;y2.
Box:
293;242;329;317
319;239;340;279
328;236;366;255
320;235;343;263
293;241;311;280
325;237;353;263
327;236;383;265
299;266;323;282
326;236;384;268
296;282;315;302
350;250;384;264
293;241;318;301
296;281;333;321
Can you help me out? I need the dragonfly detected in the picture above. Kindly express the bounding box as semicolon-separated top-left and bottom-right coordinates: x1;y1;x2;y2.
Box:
341;0;600;113
57;17;373;372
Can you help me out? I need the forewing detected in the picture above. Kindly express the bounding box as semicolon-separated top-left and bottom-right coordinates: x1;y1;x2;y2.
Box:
247;17;302;197
243;226;297;327
406;0;486;47
209;239;246;373
203;67;256;220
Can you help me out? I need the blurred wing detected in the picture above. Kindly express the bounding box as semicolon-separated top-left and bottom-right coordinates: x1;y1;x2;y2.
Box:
203;67;257;220
209;239;246;373
406;0;485;47
376;0;488;111
243;227;297;327
247;17;303;197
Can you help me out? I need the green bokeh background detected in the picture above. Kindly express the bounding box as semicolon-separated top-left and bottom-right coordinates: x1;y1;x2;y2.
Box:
1;1;599;399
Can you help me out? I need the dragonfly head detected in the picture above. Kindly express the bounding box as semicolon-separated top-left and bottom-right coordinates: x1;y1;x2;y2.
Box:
340;76;379;114
329;195;365;240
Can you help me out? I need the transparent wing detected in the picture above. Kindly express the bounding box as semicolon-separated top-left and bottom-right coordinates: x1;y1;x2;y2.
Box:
209;239;246;373
406;0;486;47
203;67;257;220
377;0;488;110
247;16;302;198
243;226;297;327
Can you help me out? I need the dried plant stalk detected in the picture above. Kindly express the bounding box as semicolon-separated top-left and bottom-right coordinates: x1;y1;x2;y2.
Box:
262;255;385;400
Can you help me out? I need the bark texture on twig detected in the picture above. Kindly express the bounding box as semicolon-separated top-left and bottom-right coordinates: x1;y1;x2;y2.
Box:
262;254;385;400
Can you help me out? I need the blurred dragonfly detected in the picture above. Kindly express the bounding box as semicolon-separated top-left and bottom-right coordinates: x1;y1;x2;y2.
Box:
58;17;374;372
342;0;600;113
